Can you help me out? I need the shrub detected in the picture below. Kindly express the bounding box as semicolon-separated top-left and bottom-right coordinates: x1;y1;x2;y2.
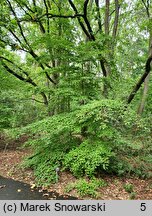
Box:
63;139;115;177
8;99;151;185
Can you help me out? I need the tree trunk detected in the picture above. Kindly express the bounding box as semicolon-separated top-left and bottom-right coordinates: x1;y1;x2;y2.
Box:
105;0;110;35
127;56;152;105
137;74;150;114
137;32;152;114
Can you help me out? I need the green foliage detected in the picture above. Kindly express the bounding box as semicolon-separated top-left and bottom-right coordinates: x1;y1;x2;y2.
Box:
23;147;64;186
129;192;137;200
0;88;47;129
11;99;121;182
1;0;152;191
123;183;137;199
0;92;12;129
18;112;79;184
65;178;107;198
123;183;134;193
7;97;151;184
75;100;124;139
63;140;114;177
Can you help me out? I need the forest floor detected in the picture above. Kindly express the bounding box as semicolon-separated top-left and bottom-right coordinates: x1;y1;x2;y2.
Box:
0;149;152;200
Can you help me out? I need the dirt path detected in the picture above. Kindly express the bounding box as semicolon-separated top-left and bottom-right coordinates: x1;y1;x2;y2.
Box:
0;150;152;200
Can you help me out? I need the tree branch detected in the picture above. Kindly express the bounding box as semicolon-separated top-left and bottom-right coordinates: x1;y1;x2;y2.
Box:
84;0;89;17
0;56;32;79
47;0;51;9
32;98;45;104
1;61;36;86
8;28;24;47
15;0;46;34
99;59;108;77
95;0;102;33
83;0;95;41
15;0;34;20
0;98;45;104
16;0;35;13
30;0;46;33
68;0;91;39
6;1;55;86
1;61;48;105
141;0;150;17
68;0;107;77
32;0;36;9
112;0;120;38
38;12;84;20
43;0;50;33
127;56;152;104
6;0;31;48
28;50;56;85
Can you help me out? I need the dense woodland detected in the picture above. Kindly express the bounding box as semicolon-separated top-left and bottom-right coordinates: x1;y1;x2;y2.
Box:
0;0;152;197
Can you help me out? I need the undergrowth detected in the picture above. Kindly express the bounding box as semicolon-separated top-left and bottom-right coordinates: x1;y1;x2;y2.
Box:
7;99;152;185
65;178;107;198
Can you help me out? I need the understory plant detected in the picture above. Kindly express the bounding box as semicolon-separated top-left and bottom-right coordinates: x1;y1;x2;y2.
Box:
8;99;152;185
65;178;107;198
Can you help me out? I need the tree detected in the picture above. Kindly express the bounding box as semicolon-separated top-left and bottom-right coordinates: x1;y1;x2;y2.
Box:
0;0;121;110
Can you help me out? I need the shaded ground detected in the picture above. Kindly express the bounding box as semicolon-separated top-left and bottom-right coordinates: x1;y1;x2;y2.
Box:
0;134;28;151
0;149;152;200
